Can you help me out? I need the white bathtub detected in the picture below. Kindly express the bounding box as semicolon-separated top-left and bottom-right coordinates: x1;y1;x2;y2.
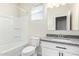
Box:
0;41;28;56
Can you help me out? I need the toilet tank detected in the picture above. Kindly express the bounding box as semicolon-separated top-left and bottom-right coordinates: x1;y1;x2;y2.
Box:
31;36;40;47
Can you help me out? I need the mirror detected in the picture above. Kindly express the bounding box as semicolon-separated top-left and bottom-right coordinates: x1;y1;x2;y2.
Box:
47;3;79;31
56;16;67;30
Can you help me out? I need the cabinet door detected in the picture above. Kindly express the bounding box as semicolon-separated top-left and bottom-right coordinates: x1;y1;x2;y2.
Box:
63;52;78;56
42;47;59;56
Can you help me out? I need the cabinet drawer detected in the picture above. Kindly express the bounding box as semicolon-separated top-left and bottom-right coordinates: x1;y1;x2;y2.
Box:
41;41;79;55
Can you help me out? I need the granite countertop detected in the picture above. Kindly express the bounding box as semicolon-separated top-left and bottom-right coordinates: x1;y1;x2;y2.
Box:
41;36;79;46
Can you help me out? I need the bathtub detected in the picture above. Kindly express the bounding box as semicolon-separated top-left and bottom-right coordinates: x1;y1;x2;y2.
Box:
0;41;28;56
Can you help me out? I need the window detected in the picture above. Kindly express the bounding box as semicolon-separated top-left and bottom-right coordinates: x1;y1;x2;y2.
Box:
31;4;44;20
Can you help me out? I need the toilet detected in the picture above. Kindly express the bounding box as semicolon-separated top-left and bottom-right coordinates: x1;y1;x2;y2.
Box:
22;36;40;56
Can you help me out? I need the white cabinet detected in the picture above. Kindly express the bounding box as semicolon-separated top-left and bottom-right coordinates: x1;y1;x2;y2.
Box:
41;41;79;56
42;47;59;56
63;52;76;56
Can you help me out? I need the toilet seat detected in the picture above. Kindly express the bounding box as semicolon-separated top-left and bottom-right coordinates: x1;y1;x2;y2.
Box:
22;46;36;56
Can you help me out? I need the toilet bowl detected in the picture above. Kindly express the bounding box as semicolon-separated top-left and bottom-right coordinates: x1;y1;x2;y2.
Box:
22;36;40;56
22;46;36;56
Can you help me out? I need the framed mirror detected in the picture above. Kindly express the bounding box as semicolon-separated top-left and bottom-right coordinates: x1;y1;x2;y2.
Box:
47;3;79;31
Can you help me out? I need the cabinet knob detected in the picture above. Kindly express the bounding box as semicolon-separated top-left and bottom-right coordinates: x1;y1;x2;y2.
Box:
62;53;64;56
59;52;61;56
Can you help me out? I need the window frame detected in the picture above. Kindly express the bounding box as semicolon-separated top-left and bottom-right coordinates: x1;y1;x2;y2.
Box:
31;4;44;21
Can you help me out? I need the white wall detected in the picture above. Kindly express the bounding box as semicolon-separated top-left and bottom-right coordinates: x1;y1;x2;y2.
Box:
0;3;20;45
28;4;48;38
19;3;31;43
0;3;32;45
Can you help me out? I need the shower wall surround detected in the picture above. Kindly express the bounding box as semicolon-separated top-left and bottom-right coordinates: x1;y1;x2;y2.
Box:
0;3;31;46
0;4;19;45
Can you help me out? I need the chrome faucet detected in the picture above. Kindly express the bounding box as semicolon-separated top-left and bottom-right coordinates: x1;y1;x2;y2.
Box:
58;34;64;39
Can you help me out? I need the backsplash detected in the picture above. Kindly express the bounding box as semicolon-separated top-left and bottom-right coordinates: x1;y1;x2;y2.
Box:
46;34;79;39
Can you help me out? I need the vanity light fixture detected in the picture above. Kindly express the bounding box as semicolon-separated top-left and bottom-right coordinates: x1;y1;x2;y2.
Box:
46;3;66;8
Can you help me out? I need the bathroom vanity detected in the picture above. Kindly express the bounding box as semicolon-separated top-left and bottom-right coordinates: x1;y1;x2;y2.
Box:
41;35;79;56
41;4;79;56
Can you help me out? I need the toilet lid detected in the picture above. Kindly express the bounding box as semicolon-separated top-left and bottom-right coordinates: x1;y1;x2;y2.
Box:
22;46;35;53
